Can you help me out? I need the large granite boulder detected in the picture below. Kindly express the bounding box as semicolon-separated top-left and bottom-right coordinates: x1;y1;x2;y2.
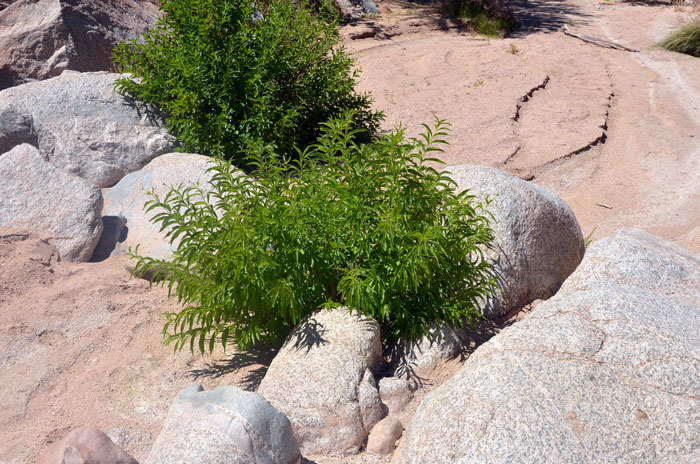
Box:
0;0;159;90
257;308;384;456
448;164;584;318
38;427;137;464
98;152;215;262
0;144;102;262
148;384;301;464
0;71;174;187
559;228;700;306
396;229;700;464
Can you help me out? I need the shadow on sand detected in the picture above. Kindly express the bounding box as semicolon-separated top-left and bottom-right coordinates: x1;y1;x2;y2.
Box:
509;0;594;37
188;342;279;391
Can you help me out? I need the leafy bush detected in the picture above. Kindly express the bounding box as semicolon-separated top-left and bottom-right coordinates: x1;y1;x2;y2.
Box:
132;114;496;352
442;0;519;37
659;20;700;58
112;0;381;165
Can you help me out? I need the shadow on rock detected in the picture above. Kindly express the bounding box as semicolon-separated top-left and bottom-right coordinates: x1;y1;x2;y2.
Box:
385;313;523;389
290;317;329;353
90;215;128;262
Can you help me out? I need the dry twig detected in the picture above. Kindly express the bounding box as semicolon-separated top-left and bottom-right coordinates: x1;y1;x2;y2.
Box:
563;25;639;52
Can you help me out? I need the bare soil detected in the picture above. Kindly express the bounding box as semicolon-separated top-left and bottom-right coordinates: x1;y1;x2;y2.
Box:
350;0;700;253
1;0;699;462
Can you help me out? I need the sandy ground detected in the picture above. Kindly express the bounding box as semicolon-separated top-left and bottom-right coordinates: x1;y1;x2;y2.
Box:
0;232;278;463
351;0;700;253
1;0;699;462
0;229;520;463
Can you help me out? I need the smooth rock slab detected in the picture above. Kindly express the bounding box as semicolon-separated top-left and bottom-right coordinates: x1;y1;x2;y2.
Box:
448;164;585;318
0;144;102;261
101;152;215;261
559;228;700;306
0;71;174;187
257;308;383;456
38;427;137;464
148;384;301;464
0;0;159;90
396;230;700;464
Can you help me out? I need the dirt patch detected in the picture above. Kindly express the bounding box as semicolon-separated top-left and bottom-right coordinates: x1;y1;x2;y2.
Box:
0;231;273;463
349;0;700;253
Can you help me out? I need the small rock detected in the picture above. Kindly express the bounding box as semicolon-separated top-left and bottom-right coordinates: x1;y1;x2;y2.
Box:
361;0;378;14
0;144;103;262
148;384;301;464
378;377;414;415
38;427;137;464
367;416;403;456
359;369;384;433
258;307;383;455
392;324;465;378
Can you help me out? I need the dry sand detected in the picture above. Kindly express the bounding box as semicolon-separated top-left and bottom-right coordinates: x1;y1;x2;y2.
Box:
351;0;700;252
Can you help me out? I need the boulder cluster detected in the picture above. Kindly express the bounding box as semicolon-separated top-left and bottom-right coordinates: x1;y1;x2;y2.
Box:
34;229;700;464
1;0;698;463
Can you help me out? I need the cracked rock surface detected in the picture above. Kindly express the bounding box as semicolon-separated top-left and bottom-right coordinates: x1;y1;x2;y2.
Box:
396;229;700;463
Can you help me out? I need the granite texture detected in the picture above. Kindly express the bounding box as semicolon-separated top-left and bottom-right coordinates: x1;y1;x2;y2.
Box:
148;384;301;464
257;308;383;456
397;229;700;463
0;71;174;187
448;164;585;318
0;144;102;261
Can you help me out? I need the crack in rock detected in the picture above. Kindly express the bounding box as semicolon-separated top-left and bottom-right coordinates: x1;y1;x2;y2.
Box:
540;90;614;169
503;146;521;165
513;75;551;121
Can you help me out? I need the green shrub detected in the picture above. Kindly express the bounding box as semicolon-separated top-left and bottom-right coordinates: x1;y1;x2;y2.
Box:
442;0;519;37
132;114;496;353
112;0;381;165
659;20;700;58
